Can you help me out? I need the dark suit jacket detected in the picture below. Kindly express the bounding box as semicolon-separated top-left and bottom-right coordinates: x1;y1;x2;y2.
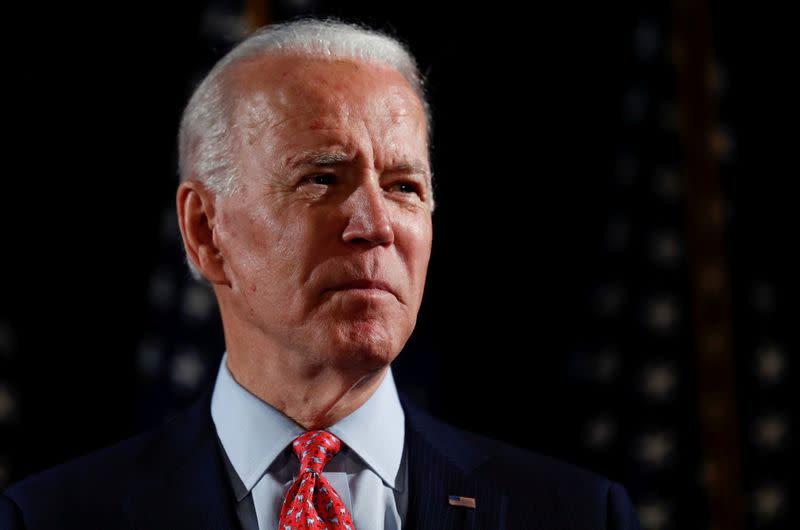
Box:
1;385;640;529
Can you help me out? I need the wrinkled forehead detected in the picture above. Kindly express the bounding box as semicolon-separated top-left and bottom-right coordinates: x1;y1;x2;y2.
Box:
223;53;427;139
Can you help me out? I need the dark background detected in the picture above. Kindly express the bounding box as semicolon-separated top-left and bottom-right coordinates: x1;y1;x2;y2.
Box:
0;2;795;529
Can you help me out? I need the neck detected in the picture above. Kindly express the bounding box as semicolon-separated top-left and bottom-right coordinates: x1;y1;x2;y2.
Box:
225;346;389;431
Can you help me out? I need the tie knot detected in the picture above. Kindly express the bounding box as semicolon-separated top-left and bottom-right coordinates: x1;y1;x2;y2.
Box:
291;430;341;475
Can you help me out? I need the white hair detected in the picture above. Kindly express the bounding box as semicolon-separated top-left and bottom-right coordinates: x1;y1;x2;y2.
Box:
177;18;434;281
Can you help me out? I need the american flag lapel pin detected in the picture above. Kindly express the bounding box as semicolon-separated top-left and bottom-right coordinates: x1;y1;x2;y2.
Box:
448;495;476;509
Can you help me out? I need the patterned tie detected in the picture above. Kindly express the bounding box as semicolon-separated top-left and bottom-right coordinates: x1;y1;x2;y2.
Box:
278;430;356;530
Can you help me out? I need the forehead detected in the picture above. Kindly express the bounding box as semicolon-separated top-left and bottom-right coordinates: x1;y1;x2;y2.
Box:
225;54;427;152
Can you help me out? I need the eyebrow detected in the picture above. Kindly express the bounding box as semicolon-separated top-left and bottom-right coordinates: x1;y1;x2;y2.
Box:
386;161;431;180
288;150;430;179
288;150;354;168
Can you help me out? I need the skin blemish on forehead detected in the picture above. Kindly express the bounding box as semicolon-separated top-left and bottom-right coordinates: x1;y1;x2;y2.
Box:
308;118;328;130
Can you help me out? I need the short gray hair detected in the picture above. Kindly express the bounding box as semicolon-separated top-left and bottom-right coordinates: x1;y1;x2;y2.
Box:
177;18;433;280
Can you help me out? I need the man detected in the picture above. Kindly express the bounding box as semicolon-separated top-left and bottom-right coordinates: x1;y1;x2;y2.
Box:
1;18;641;529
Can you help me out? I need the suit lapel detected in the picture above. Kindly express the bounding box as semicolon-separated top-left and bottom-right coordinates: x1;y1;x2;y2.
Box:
399;392;509;530
124;386;242;530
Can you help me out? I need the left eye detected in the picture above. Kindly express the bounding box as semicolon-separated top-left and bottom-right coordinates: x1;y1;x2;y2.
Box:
307;174;335;185
392;182;420;194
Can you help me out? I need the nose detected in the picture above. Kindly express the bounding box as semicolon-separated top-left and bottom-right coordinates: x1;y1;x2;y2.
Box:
341;183;394;247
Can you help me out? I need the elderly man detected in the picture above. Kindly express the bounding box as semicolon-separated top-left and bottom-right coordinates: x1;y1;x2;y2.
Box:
1;18;640;530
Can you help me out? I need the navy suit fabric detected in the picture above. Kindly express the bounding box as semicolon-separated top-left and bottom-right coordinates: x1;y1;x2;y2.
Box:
1;384;640;529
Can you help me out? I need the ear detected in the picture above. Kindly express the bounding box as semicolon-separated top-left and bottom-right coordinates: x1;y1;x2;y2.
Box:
176;180;229;285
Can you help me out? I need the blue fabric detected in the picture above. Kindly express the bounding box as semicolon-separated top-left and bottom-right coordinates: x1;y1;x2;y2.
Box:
1;376;641;530
210;352;407;529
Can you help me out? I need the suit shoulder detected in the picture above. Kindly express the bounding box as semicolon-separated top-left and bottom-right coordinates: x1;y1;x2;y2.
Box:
401;396;637;521
449;420;611;486
4;426;157;498
3;420;170;529
447;423;640;528
401;396;611;489
7;427;155;493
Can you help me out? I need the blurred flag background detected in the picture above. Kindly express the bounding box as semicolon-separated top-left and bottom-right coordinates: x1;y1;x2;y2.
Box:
0;2;794;529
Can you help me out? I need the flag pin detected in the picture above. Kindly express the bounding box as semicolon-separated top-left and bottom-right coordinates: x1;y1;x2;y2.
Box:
448;495;476;509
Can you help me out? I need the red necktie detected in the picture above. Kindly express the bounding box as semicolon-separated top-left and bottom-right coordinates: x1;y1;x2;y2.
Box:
278;430;356;530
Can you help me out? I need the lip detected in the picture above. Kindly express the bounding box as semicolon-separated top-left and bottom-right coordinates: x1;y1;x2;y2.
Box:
328;280;395;297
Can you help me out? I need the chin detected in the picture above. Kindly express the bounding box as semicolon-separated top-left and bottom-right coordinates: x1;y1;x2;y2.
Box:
326;321;402;369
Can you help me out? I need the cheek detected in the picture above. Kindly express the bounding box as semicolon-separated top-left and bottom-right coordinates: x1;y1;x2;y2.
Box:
252;207;340;298
223;203;301;286
397;215;433;279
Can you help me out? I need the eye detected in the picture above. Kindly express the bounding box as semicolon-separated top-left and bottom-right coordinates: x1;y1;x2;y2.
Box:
305;174;336;186
390;181;422;195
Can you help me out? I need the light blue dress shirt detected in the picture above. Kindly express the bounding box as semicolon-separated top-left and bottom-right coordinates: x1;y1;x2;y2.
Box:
210;352;409;530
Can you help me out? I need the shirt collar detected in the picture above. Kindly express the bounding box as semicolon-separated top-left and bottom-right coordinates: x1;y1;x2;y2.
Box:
211;352;405;496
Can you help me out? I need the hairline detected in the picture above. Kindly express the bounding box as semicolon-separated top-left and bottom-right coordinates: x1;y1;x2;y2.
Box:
178;20;433;194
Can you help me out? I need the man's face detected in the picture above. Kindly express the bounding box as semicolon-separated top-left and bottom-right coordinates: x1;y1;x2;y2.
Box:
212;54;433;372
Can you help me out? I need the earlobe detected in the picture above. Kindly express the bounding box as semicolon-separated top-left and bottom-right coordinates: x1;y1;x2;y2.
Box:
176;181;229;285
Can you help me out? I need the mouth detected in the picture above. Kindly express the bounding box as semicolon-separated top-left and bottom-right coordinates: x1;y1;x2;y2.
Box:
327;280;396;298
